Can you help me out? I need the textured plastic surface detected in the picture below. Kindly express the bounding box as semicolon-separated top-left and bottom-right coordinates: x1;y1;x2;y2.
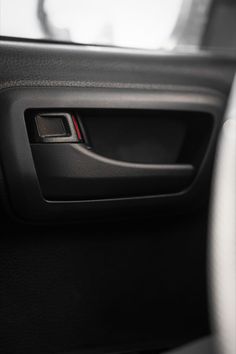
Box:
31;143;194;200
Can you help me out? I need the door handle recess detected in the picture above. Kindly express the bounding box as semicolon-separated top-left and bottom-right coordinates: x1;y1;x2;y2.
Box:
31;143;194;200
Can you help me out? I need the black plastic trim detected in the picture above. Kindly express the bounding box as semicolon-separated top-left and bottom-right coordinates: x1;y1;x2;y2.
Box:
31;143;194;200
0;87;224;221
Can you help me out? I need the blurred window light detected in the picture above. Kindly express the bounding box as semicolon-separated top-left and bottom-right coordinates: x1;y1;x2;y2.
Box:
0;0;235;53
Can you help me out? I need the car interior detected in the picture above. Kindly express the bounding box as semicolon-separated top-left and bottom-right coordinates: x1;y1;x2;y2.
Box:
0;0;235;354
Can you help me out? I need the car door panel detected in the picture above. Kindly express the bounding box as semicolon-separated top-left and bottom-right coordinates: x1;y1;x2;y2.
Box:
0;39;235;354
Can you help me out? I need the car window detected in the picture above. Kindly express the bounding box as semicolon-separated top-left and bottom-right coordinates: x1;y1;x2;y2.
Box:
0;0;235;54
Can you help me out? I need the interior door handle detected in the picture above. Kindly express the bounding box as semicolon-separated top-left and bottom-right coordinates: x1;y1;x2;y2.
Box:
31;143;194;200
